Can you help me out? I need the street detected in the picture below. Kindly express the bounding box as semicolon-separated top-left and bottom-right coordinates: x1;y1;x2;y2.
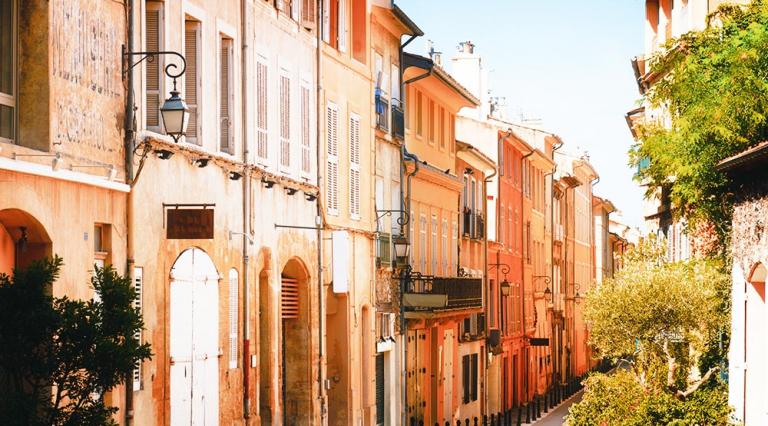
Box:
531;390;584;426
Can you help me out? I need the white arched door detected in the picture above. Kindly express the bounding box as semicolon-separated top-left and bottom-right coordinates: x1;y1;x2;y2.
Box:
170;248;220;425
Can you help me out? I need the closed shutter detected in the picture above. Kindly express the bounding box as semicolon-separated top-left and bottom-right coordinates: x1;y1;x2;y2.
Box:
451;219;458;274
326;104;339;215
301;0;316;29
349;114;361;219
301;85;311;174
419;215;426;273
184;22;199;144
462;355;470;404
375;353;385;425
132;267;144;391
228;269;238;369
471;353;479;401
145;6;162;130
441;219;448;275
338;0;347;52
431;215;438;274
256;60;268;161
280;74;291;169
281;277;299;319
220;38;232;153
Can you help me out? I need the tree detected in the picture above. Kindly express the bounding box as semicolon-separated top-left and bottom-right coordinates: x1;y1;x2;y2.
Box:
566;239;731;425
630;0;768;243
0;257;152;425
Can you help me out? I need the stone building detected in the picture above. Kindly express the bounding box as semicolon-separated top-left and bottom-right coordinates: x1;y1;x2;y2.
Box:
718;142;768;425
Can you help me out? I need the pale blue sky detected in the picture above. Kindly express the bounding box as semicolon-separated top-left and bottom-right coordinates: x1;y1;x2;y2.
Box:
398;0;647;228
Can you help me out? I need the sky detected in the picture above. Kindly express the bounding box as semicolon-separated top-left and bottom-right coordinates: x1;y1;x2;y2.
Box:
398;0;647;229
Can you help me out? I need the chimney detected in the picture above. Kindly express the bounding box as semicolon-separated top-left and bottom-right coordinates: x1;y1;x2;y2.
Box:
433;52;443;66
459;41;475;54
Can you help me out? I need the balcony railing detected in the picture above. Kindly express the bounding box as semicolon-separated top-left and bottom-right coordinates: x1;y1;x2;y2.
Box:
375;95;390;131
462;209;485;240
403;274;483;312
392;103;404;140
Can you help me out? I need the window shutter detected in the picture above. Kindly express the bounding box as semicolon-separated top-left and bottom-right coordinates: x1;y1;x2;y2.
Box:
452;219;458;274
145;7;162;130
375;353;385;425
441;219;448;275
322;0;330;42
349;114;361;219
419;215;426;273
132;267;144;391
431;215;438;274
280;74;291;169
338;0;347;52
184;23;199;143
220;39;232;153
471;353;479;401
281;277;299;319
256;60;268;161
326;104;339;215
462;355;470;404
301;0;316;29
301;85;311;174
228;269;238;369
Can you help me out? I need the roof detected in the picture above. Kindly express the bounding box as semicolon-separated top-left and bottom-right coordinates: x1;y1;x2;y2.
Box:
717;141;768;173
393;5;424;36
403;52;480;106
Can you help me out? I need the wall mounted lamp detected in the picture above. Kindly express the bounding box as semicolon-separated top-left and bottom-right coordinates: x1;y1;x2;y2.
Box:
262;177;276;188
155;149;174;160
286;188;298;196
304;192;317;202
192;158;210;168
228;171;242;181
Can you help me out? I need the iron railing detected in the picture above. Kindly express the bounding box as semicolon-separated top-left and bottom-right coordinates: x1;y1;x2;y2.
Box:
404;274;482;311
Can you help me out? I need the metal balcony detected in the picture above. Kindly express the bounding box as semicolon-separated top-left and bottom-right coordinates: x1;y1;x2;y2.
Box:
403;274;483;317
391;103;404;140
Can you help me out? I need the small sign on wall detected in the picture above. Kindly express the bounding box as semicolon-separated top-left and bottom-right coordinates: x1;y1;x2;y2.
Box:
332;231;349;293
167;209;214;239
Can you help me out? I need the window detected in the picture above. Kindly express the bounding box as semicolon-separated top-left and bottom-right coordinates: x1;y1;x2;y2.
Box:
449;113;455;152
349;113;361;219
431;214;438;274
351;0;366;63
280;73;291;169
219;37;233;154
132;266;144;391
326;103;339;215
301;84;311;175
374;52;389;131
439;107;445;148
228;269;238;369
324;0;346;51
301;0;317;30
525;221;531;264
416;91;423;137
390;63;400;106
0;0;16;142
419;214;427;273
145;2;163;132
489;279;495;328
462;353;479;404
451;219;458;274
428;100;435;143
93;224;111;268
184;20;200;145
256;58;268;161
441;219;448;275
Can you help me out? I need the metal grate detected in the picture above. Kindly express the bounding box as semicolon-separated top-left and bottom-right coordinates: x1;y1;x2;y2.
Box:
281;278;299;319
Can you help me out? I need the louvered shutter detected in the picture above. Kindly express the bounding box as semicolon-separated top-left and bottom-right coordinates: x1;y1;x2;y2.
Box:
228;269;238;369
471;353;479;401
301;0;316;29
281;278;299;319
431;215;438;274
301;85;311;174
132;267;144;391
184;23;199;143
419;215;426;273
256;60;268;161
441;219;448;274
145;7;161;130
280;74;291;169
462;355;470;403
375;353;385;425
326;104;339;215
349;114;361;219
220;39;232;153
452;219;458;274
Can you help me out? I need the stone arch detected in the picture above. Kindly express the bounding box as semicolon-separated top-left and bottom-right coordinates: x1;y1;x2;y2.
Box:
280;256;312;426
0;208;52;274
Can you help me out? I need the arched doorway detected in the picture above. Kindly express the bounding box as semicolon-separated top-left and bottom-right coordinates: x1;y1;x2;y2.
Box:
280;258;311;425
0;209;52;275
170;248;220;425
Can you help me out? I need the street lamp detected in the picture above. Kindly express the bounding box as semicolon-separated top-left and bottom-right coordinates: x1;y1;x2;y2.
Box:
123;48;189;143
500;279;511;296
393;234;410;265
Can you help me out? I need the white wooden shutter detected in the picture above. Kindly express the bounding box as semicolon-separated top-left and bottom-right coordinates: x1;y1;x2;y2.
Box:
280;73;291;169
184;22;199;144
301;85;311;175
132;266;144;391
291;0;300;21
145;6;162;131
219;38;232;153
442;219;448;275
256;59;268;161
452;219;458;274
419;215;427;273
338;0;347;52
431;215;438;274
391;63;400;105
322;0;330;42
228;269;238;369
326;103;339;215
349;114;361;219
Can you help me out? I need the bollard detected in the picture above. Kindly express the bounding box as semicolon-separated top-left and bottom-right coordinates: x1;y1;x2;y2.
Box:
466;419;471;426
419;421;424;426
483;415;488;426
516;406;523;426
446;422;450;426
457;421;462;426
411;417;416;426
490;414;496;426
474;417;479;426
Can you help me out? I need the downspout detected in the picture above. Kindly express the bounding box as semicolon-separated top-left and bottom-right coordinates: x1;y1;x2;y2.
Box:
520;149;534;405
549;140;563;391
123;0;135;423
316;0;325;419
483;163;497;417
240;0;251;418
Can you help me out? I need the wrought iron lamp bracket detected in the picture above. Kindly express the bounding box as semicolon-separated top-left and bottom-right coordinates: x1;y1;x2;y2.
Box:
122;46;187;90
532;275;552;285
375;209;410;227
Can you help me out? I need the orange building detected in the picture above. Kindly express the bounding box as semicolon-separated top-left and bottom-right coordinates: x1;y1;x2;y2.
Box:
401;52;481;425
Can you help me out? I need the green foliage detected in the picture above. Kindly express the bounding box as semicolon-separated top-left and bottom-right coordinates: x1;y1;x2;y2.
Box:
0;257;152;426
630;0;768;239
567;240;732;424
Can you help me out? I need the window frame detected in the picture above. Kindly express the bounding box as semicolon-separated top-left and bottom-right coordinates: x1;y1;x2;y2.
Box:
183;19;202;145
219;36;234;154
279;69;292;172
0;0;17;144
144;1;165;134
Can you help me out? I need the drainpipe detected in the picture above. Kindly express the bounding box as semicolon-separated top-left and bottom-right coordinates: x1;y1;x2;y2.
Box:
483;162;497;417
549;139;563;393
315;0;326;420
123;0;135;423
240;0;251;418
520;149;534;406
